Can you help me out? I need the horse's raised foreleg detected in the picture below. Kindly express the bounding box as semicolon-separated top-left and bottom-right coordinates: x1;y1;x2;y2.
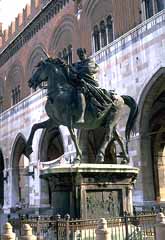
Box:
113;129;129;163
24;119;53;158
68;128;82;163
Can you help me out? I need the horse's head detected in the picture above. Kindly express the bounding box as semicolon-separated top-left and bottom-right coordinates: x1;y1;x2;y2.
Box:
28;58;52;90
28;58;67;91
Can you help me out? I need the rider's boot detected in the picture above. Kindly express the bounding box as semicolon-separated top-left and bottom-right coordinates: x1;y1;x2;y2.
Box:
76;91;86;123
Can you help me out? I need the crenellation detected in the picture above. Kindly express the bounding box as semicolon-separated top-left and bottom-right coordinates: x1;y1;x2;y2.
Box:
0;0;71;57
35;0;41;8
23;4;31;26
31;0;41;15
17;13;23;27
3;29;8;42
8;22;16;38
31;0;37;8
0;23;2;36
26;4;31;17
15;13;23;36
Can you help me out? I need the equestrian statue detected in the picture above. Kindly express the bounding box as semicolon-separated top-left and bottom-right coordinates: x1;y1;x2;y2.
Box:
24;48;138;163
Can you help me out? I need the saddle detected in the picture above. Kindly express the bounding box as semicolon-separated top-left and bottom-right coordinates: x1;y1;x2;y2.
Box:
52;58;116;116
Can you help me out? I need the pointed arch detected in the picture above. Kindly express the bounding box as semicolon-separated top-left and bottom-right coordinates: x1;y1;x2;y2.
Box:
137;67;165;131
11;133;27;166
39;127;64;162
82;0;113;53
157;0;165;11
48;14;79;59
11;133;29;208
138;67;165;202
38;126;64;207
6;62;24;105
26;44;48;80
83;0;113;26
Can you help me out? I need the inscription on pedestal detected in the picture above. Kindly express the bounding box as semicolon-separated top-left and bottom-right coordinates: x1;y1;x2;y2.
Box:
86;190;122;218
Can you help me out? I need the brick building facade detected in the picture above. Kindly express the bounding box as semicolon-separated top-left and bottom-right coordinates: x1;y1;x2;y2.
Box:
0;0;165;227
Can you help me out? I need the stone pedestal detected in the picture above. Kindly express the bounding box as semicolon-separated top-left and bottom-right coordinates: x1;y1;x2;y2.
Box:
40;164;139;219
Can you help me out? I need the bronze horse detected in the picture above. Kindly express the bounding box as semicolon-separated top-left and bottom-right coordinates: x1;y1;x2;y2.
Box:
25;58;138;163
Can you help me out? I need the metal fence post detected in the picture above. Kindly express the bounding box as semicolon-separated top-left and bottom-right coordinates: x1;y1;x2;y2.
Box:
56;214;61;240
124;211;129;239
36;216;41;240
65;214;70;240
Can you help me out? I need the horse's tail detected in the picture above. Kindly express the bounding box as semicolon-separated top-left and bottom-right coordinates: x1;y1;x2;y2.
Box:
121;95;138;153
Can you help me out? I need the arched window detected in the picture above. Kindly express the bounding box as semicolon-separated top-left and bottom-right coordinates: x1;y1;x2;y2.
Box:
93;25;100;52
0;79;4;113
100;20;107;48
139;70;165;203
62;48;68;64
27;46;48;86
59;45;72;64
58;51;62;59
92;16;114;53
7;64;23;106
157;0;165;11
107;15;113;43
68;44;72;65
18;85;21;102
12;135;29;208
144;0;154;19
11;89;15;105
39;127;64;207
0;96;3;113
11;85;21;106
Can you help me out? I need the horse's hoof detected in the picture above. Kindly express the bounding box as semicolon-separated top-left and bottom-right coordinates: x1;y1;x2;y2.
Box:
24;146;33;159
121;160;127;164
73;157;81;164
96;153;104;163
121;158;129;164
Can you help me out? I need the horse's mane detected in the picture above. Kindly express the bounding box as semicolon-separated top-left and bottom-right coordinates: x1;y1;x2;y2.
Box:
45;57;69;79
46;57;64;65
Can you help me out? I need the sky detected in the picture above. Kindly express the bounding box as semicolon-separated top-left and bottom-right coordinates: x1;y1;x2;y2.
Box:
0;0;31;31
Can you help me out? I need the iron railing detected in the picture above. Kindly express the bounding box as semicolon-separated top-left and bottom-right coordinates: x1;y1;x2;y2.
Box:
8;212;156;240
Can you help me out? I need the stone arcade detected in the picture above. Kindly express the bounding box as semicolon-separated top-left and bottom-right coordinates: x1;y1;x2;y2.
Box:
0;1;164;232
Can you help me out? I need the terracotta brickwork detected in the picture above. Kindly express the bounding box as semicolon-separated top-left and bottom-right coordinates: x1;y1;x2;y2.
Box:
0;0;142;111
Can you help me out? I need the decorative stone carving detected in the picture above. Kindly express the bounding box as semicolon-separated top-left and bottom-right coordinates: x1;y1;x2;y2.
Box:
86;190;122;218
